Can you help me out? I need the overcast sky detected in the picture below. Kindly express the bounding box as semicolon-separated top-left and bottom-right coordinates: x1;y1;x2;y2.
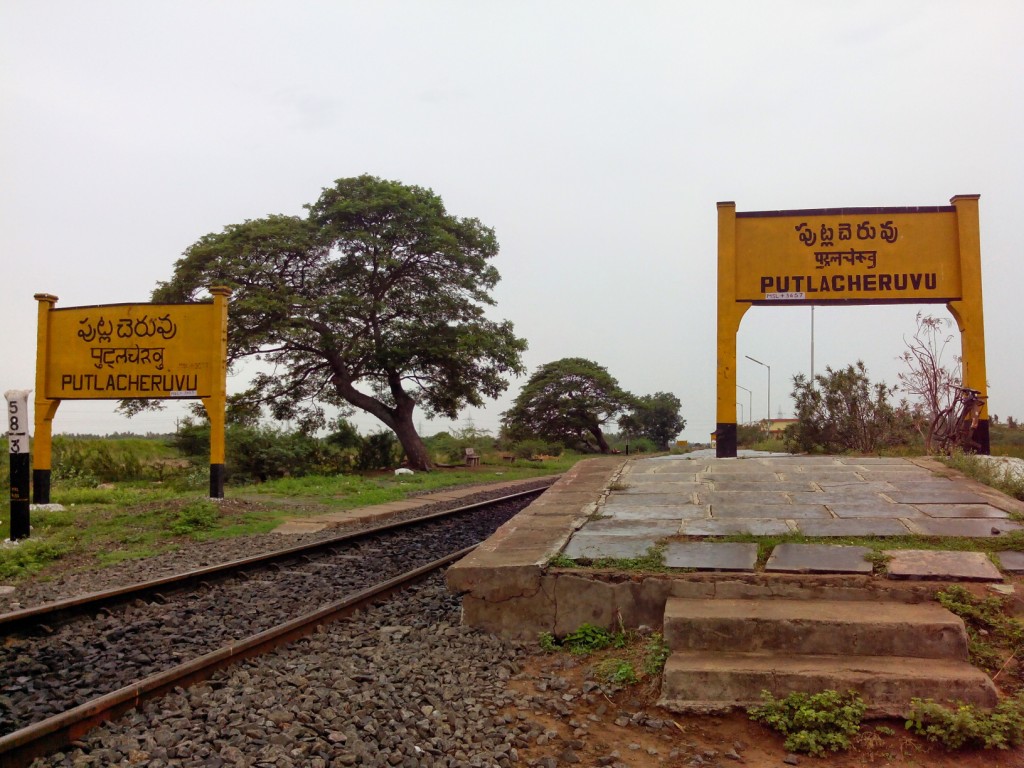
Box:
3;1;1022;444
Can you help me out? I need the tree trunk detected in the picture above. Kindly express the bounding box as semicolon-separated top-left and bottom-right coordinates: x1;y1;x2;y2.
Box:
590;426;611;454
330;372;434;471
391;412;434;471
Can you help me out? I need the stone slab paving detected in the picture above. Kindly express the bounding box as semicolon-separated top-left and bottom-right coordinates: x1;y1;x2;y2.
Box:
794;518;914;537
904;518;1023;537
603;504;708;521
708;503;832;519
765;544;873;574
998;551;1024;574
663;542;758;571
563;534;659;560
885;550;1003;581
914;503;1009;519
679;518;796;536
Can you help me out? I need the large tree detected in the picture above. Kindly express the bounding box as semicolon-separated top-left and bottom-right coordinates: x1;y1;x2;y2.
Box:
501;358;634;453
139;175;527;470
618;391;686;451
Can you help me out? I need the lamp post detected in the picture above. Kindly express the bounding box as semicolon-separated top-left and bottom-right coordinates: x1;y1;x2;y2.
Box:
737;402;744;425
745;355;770;424
736;384;752;425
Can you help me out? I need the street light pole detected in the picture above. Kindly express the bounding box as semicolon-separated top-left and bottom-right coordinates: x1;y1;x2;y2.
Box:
745;355;770;424
737;402;744;425
736;384;752;425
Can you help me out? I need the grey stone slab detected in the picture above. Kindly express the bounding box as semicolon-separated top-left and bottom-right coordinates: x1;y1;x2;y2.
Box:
856;471;934;481
709;503;832;519
606;492;699;506
915;504;1009;519
837;457;916;465
581;519;681;537
759;457;843;466
828;502;925;518
903;518;1024;537
701;491;792;505
813;481;897;492
615;483;704;496
663;542;758;571
997;551;1024;574
765;544;873;574
702;474;782;484
885;549;1003;581
778;471;865;482
705;463;778;474
886;490;990;505
679;518;796;536
563;534;661;560
621;475;701;487
794;518;913;537
602;505;707;521
709;481;817;492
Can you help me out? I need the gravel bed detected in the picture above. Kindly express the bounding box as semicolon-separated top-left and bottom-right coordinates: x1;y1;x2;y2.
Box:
1;496;537;737
33;575;547;768
1;480;553;613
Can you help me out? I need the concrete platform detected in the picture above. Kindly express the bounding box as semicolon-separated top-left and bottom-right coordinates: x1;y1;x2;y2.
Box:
446;455;1024;640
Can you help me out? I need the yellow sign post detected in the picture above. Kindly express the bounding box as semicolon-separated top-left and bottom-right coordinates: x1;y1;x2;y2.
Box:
33;288;231;499
716;195;987;457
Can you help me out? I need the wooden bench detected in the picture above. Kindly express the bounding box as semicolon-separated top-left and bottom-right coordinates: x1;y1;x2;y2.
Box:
464;448;481;468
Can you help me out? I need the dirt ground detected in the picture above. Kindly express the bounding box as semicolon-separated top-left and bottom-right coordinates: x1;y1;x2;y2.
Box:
507;647;1024;768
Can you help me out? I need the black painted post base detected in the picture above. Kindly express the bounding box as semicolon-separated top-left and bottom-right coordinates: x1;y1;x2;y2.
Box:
11;454;31;540
715;423;737;458
33;468;51;505
973;420;991;455
210;463;225;499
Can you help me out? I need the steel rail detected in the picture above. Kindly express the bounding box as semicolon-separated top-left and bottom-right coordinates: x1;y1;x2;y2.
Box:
0;544;478;768
0;484;550;634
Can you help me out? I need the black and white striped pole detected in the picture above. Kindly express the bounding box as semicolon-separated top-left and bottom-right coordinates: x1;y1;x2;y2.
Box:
5;389;31;540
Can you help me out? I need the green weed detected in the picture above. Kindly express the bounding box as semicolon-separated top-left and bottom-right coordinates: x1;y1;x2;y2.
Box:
936;585;1024;673
0;540;71;580
748;689;866;757
642;632;671;677
171;499;220;536
562;622;628;655
594;658;638;685
906;694;1024;750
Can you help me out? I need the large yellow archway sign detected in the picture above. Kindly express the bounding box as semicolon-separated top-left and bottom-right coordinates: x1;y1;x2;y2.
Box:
33;287;231;499
716;195;987;457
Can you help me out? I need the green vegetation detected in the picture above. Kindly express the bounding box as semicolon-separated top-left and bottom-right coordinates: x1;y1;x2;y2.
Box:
748;689;867;756
787;362;914;454
936;585;1024;678
537;624;670;688
906;695;1024;750
942;450;1024;502
0;432;579;580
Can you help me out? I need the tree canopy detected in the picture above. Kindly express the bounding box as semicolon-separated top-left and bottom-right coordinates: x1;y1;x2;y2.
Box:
141;175;527;470
501;358;635;453
618;391;686;450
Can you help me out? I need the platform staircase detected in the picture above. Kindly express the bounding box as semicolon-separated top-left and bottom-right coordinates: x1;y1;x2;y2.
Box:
657;596;998;717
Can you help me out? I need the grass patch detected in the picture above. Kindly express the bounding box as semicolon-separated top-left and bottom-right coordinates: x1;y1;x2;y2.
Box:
941;451;1024;503
906;694;1024;750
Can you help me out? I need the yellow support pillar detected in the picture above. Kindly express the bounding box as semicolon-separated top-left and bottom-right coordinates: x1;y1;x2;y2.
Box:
202;286;231;497
716;202;751;457
947;194;988;453
32;293;61;503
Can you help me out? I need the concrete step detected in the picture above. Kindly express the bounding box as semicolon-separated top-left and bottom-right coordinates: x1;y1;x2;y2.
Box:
658;650;999;717
663;597;968;660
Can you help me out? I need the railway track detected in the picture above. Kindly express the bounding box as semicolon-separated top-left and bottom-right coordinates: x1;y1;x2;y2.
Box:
0;486;548;767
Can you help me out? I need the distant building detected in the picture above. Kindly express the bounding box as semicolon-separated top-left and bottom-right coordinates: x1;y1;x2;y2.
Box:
767;418;797;439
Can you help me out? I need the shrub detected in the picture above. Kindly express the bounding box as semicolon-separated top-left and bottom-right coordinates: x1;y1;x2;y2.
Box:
748;689;866;756
594;658;638;685
171;499;220;535
906;695;1024;750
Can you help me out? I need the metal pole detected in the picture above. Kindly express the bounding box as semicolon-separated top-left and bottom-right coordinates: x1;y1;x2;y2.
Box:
811;305;815;387
745;355;771;423
737;402;744;424
737;385;752;425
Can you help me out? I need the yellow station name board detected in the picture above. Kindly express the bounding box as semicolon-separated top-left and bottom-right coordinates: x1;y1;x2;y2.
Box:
734;207;962;304
42;302;223;400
